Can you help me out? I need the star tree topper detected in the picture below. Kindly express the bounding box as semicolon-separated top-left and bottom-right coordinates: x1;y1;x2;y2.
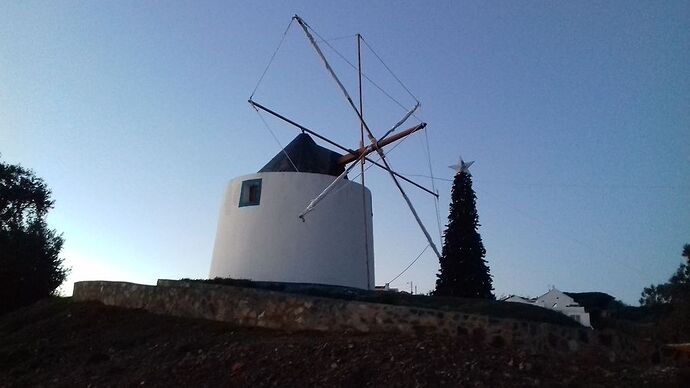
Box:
449;157;474;175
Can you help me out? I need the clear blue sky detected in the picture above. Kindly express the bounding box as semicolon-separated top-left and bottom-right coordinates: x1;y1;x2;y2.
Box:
1;1;688;304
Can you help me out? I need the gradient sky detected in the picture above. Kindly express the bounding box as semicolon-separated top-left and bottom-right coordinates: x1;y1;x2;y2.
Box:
1;1;688;304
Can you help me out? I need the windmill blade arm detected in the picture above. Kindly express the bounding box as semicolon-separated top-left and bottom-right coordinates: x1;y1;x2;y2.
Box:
277;17;439;240
249;99;358;155
250;99;436;197
337;123;425;165
378;156;442;260
294;15;361;124
379;101;420;143
294;15;381;151
363;157;438;198
298;154;365;220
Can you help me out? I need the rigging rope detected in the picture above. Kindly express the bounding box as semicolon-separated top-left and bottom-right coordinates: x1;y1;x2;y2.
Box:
388;244;430;284
315;34;358;43
399;175;690;190
473;186;649;281
302;23;417;117
296;16;441;260
251;104;299;172
250;19;294;99
250;16;422;131
423;128;444;244
379;102;420;142
391;172;651;280
360;37;419;103
298;151;368;220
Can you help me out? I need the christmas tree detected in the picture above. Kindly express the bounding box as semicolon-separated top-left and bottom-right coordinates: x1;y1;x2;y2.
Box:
433;158;494;298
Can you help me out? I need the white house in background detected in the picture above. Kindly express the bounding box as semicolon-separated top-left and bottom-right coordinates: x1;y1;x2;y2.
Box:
502;288;592;327
535;288;591;327
503;295;533;304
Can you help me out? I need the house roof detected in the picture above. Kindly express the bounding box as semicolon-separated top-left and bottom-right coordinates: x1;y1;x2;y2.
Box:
564;292;620;310
501;295;533;303
259;133;346;177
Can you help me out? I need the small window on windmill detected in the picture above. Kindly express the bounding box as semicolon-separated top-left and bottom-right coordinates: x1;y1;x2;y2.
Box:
239;179;262;207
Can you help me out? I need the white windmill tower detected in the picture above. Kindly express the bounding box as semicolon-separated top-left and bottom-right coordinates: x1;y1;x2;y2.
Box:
209;16;441;290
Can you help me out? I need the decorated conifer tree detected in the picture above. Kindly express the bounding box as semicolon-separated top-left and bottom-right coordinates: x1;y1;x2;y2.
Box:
433;158;494;299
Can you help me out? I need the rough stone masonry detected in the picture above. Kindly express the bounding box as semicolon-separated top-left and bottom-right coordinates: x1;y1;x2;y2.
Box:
73;279;652;361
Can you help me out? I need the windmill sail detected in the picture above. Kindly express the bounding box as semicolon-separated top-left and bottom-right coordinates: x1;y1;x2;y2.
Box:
293;15;442;260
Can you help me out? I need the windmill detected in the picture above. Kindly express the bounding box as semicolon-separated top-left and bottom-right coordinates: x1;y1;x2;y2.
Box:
210;15;441;290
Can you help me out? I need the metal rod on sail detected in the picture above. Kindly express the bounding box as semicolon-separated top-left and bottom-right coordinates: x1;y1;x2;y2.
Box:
378;101;419;143
298;154;366;220
357;34;365;162
297;124;433;221
369;159;437;197
357;33;371;290
249;99;356;153
249;99;438;197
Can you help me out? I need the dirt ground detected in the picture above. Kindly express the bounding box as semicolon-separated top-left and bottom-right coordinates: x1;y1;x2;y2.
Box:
0;298;687;387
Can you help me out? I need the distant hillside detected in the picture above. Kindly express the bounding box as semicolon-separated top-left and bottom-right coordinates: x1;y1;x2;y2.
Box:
0;298;686;387
562;291;685;337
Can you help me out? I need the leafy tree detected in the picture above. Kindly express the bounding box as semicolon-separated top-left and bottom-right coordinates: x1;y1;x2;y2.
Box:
433;159;494;298
639;244;690;306
637;244;690;342
1;158;67;313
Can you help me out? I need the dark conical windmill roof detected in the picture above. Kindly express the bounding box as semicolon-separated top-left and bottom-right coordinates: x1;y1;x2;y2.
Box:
259;133;345;177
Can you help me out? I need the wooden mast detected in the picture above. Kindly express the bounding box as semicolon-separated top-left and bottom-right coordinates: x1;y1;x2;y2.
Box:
336;124;426;165
249;99;437;197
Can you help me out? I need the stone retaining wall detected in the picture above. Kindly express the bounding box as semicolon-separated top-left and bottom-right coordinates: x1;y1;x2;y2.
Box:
73;280;651;360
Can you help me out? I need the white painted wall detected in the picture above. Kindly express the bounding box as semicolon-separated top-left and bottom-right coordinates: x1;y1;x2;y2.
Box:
210;172;375;289
535;288;578;309
504;289;592;327
535;288;591;327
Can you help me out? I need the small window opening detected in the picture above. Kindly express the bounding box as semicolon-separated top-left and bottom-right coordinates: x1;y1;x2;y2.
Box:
239;179;262;207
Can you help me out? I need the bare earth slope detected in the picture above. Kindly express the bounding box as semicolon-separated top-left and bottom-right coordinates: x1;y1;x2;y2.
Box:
0;298;686;387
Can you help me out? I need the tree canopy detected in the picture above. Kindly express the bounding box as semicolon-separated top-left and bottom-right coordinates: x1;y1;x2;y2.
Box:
433;162;494;299
0;158;67;313
639;244;689;306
